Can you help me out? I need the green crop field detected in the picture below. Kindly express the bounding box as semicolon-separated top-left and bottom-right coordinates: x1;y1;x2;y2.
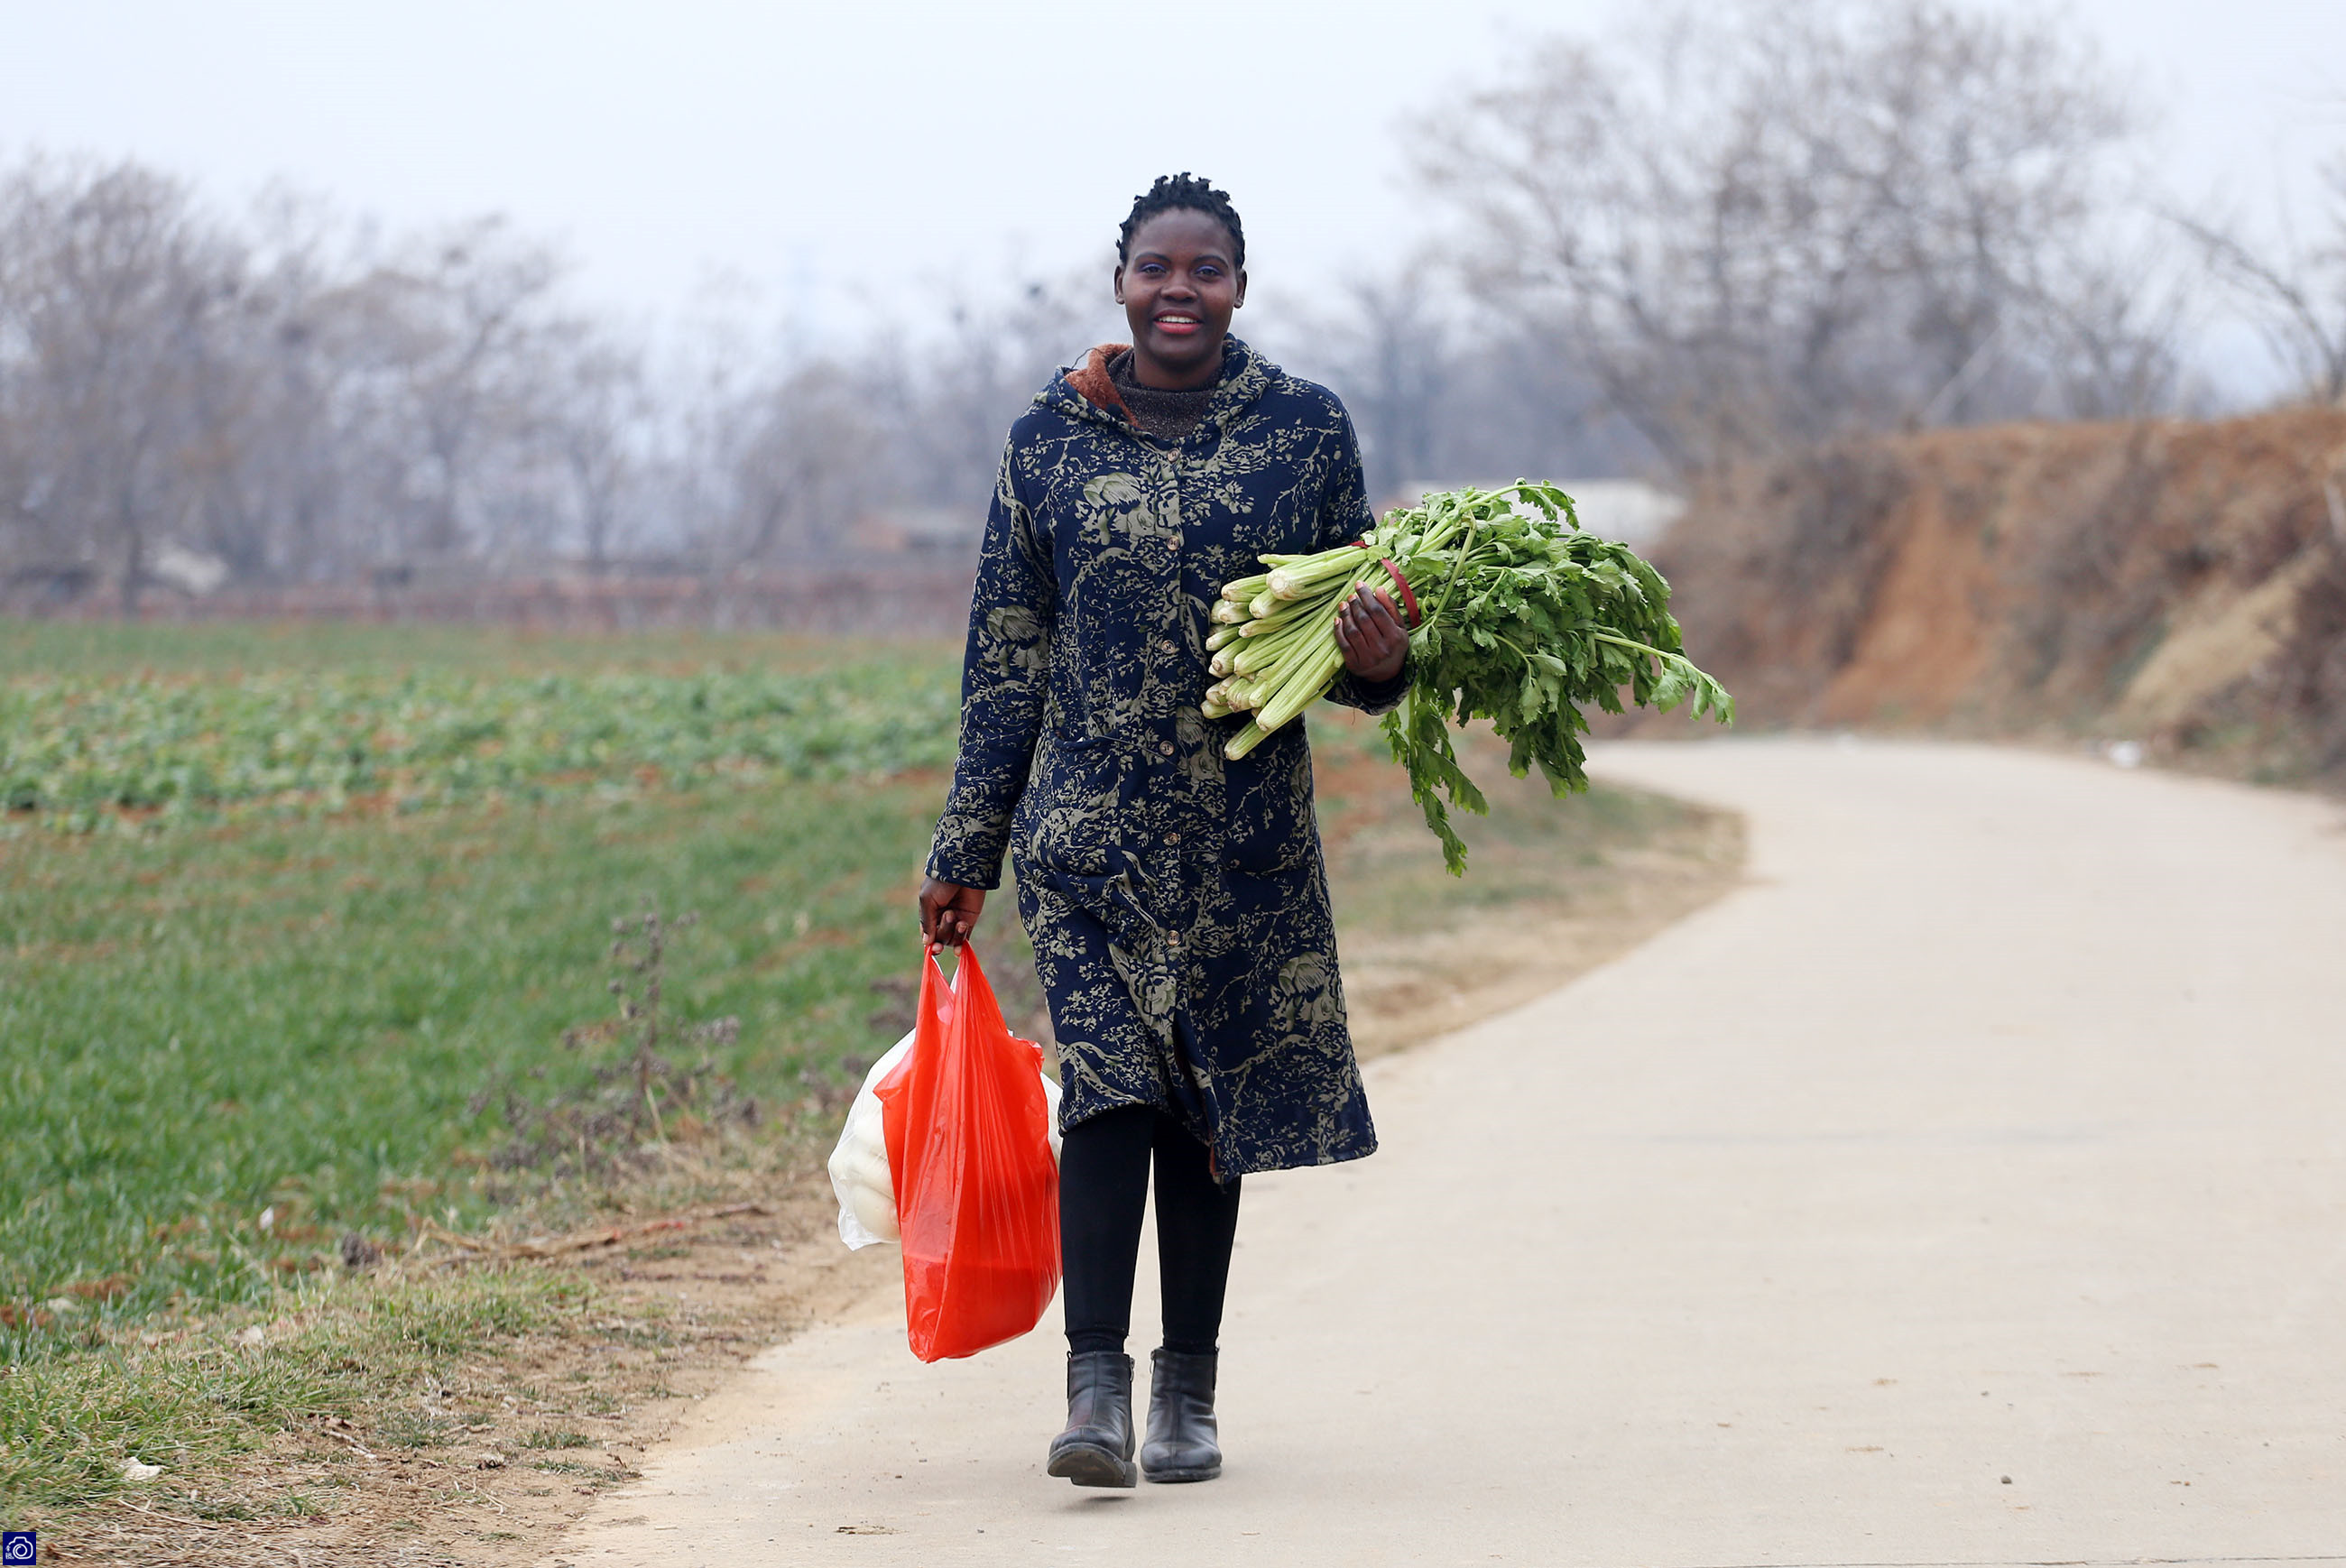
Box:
2;623;959;832
1;622;983;1353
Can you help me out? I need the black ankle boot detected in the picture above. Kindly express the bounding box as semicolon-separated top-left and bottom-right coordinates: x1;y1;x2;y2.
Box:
1046;1351;1137;1487
1140;1347;1222;1482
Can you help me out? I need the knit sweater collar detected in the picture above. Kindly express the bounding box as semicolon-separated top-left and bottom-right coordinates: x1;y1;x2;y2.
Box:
1106;349;1216;440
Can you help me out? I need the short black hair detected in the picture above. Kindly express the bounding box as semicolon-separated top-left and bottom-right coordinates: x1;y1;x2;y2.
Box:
1117;173;1245;271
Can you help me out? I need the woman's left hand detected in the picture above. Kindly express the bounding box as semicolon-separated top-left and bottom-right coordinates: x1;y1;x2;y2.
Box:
1335;586;1409;685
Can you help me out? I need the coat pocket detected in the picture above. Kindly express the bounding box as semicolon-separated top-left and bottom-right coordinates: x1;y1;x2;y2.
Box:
1017;730;1123;879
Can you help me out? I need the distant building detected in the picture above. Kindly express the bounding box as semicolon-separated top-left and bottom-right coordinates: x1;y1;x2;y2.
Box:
0;540;229;610
150;541;231;596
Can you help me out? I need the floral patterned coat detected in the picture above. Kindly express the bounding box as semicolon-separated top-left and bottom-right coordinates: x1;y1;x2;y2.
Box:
925;337;1401;1177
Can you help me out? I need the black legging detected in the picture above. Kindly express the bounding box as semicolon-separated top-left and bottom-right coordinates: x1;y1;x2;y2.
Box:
1059;1104;1242;1358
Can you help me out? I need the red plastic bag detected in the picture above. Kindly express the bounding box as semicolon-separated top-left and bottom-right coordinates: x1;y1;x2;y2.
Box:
872;942;1061;1361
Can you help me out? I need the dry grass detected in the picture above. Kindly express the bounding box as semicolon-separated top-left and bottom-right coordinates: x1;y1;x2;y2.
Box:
14;1137;892;1566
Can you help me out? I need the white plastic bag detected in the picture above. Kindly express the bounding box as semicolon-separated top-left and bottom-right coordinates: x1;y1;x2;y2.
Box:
828;1028;1064;1250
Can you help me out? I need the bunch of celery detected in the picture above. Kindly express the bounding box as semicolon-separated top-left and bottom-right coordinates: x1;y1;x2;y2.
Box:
1202;482;1732;872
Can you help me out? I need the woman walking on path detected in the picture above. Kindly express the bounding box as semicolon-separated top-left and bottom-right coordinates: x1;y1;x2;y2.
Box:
918;173;1412;1489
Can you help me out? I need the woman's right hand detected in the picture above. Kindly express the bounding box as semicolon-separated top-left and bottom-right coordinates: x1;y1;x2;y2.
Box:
919;876;985;947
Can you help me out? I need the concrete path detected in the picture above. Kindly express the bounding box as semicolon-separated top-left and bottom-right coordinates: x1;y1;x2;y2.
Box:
540;740;2346;1567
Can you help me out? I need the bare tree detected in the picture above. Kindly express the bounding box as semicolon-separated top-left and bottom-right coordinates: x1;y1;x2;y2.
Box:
2029;237;2195;420
874;267;1112;510
549;327;651;571
2177;154;2346;406
1414;0;2171;471
703;358;888;567
186;189;376;585
0;156;248;610
335;219;566;562
1305;265;1454;499
0;156;605;601
1263;263;1657;497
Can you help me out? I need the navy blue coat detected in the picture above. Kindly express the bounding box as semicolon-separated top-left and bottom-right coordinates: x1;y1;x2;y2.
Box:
927;338;1399;1176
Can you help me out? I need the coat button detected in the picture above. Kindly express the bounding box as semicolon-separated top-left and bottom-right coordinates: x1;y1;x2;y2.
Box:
1168;931;1182;947
1166;831;1182;844
1159;638;1178;656
1159;741;1175;756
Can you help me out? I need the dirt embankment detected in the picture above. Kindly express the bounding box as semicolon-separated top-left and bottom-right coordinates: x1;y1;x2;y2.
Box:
1652;406;2346;782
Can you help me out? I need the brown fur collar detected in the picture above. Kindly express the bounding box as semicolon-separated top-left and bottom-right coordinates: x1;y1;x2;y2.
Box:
1066;343;1133;417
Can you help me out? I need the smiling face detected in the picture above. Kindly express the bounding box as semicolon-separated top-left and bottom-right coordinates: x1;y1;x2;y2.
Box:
1113;207;1247;391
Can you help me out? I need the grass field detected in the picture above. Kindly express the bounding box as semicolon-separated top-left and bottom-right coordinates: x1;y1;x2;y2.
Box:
3;624;976;1343
1;617;1735;1528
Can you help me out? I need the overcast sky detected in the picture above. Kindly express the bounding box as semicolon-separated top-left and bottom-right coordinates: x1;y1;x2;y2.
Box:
3;0;2340;349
